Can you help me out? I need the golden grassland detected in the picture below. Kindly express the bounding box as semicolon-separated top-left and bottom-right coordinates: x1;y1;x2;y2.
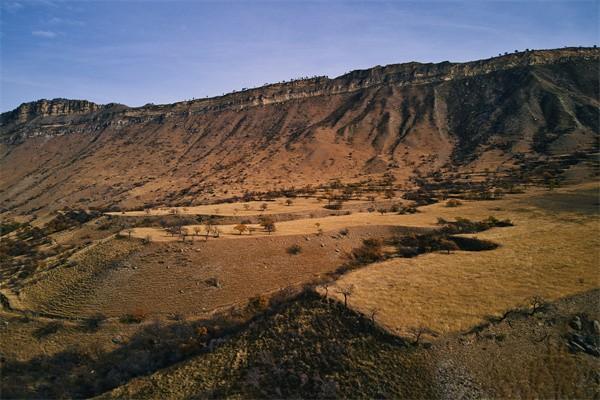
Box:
326;183;600;337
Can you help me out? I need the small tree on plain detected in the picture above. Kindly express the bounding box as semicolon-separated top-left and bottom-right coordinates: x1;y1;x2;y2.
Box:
193;226;202;238
180;227;189;242
234;224;247;235
203;221;213;241
439;238;459;254
260;203;268;211
261;217;276;234
125;228;133;238
285;199;293;206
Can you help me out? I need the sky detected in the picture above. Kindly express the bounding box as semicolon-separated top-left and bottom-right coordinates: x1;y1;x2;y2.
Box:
0;0;598;111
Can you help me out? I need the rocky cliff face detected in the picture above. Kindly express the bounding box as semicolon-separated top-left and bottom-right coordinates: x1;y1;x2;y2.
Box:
0;99;103;126
0;47;598;215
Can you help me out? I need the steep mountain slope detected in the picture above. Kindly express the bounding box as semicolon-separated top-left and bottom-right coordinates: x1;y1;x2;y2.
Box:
1;47;598;215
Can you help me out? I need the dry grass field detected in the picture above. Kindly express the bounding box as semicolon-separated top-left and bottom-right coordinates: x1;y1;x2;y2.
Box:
326;183;600;338
16;224;423;319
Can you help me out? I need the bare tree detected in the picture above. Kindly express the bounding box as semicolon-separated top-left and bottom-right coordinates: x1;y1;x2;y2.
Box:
408;326;438;345
203;221;213;241
439;238;459;254
180;227;189;242
193;226;202;238
261;219;275;234
321;283;330;300
369;308;379;324
528;295;546;315
315;222;323;236
337;284;354;307
125;228;134;239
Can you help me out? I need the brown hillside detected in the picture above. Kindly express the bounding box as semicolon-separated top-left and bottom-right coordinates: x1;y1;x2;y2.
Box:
1;47;598;215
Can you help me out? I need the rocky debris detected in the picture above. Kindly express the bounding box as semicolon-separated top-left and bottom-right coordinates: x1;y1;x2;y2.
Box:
434;359;485;399
205;277;222;288
112;335;123;344
570;316;582;330
207;338;226;351
566;315;600;357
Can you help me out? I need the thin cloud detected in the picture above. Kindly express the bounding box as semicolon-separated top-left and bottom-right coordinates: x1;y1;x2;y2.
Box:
49;16;85;26
32;30;57;38
2;1;23;12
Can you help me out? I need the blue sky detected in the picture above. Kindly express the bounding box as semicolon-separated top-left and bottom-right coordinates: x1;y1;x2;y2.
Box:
1;0;598;111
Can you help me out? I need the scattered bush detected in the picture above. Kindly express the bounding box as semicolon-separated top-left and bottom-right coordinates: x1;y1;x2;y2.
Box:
205;277;222;288
445;199;463;207
234;224;248;235
350;238;384;264
82;313;106;332
438;238;459;254
259;216;276;234
286;244;302;255
394;231;498;257
455;236;498;251
120;310;147;324
396;206;418;215
32;321;63;339
247;295;269;312
437;216;513;234
323;202;343;210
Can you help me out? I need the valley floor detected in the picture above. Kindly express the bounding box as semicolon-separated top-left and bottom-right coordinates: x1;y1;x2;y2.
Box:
0;182;598;398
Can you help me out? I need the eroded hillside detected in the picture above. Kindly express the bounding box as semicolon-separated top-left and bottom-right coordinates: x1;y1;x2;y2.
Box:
1;47;598;215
